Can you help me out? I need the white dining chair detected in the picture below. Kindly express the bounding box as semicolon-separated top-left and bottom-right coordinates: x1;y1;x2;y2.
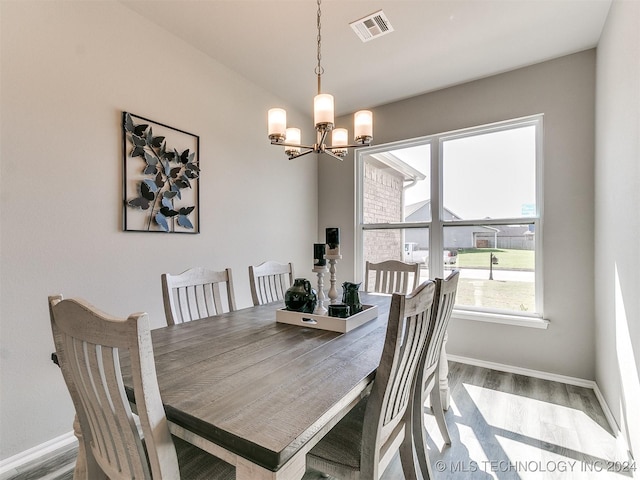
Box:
48;294;235;479
305;280;436;479
364;259;421;295
161;266;236;325
248;260;294;306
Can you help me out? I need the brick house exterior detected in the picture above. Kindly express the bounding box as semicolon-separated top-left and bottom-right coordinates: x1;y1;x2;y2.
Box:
362;160;404;263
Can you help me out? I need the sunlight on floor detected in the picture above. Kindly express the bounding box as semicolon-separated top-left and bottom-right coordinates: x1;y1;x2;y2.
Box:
423;377;636;479
464;383;619;461
495;435;632;479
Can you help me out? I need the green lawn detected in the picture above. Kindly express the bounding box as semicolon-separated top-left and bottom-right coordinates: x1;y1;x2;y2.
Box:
455;278;535;312
456;248;534;270
449;248;535;311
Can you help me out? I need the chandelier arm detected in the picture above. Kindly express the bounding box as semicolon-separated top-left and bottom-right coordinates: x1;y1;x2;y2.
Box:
288;149;316;160
271;140;316;150
326;142;372;149
321;150;345;162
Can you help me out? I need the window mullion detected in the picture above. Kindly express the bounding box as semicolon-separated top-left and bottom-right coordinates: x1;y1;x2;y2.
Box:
431;139;444;278
443;218;537;227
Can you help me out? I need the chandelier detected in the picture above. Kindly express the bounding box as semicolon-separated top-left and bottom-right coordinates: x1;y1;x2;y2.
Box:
267;0;373;161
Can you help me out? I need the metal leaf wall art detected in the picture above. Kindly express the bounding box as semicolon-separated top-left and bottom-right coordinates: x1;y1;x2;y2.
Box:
122;112;200;233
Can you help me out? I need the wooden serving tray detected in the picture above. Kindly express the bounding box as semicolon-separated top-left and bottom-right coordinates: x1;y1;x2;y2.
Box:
276;304;378;333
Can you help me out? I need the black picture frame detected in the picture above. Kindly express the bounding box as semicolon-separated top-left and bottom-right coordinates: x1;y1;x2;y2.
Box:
122;112;200;234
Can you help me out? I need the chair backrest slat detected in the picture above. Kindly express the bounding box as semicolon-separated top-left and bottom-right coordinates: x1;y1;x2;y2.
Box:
49;295;179;480
248;261;294;306
365;260;421;295
161;267;236;325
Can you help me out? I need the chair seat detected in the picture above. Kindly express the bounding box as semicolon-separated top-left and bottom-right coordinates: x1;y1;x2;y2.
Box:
174;436;235;479
307;399;367;476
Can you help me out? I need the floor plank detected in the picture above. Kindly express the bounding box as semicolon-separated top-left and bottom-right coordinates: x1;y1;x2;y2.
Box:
4;362;633;480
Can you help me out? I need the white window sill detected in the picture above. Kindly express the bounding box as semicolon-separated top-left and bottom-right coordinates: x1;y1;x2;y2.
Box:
452;309;549;329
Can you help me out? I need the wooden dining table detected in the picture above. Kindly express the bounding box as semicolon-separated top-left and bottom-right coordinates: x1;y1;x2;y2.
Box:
119;292;449;480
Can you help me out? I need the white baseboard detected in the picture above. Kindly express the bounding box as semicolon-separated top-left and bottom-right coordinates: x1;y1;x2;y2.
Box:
447;354;622;438
0;431;76;475
592;382;623;441
447;354;595;388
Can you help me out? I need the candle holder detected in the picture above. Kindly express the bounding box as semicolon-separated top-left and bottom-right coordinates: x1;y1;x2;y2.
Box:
312;265;329;315
325;252;342;305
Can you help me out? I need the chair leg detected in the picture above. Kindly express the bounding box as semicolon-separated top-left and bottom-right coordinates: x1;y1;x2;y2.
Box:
412;378;431;480
431;366;451;446
72;415;87;480
399;423;422;480
73;415;107;480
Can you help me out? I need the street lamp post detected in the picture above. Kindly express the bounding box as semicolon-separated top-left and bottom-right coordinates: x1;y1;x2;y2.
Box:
489;253;498;280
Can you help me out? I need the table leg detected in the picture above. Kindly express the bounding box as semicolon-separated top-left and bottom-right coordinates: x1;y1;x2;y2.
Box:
236;455;306;480
439;333;450;411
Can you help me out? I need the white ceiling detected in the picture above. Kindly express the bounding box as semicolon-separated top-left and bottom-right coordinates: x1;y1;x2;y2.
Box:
120;0;612;116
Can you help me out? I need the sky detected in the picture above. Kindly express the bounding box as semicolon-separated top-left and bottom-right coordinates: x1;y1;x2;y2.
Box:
391;125;537;220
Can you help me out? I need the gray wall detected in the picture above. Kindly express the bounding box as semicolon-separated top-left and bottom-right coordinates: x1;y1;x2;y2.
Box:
595;0;640;460
0;1;316;459
3;0;637;465
320;50;596;380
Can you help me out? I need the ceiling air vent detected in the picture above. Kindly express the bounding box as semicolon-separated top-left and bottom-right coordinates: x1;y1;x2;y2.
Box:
350;10;394;43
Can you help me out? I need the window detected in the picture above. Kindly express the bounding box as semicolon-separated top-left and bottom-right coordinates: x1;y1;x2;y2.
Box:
356;115;544;323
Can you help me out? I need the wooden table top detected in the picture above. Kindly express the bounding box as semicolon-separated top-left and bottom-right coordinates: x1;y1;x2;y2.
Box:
122;293;391;473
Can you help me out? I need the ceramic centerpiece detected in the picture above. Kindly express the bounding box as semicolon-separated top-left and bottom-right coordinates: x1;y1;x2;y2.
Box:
341;281;363;315
285;278;318;313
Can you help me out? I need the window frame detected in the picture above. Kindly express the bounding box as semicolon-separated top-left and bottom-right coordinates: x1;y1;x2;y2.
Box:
355;114;548;328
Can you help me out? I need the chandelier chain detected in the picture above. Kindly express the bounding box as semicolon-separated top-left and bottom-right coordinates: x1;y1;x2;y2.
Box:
315;0;324;87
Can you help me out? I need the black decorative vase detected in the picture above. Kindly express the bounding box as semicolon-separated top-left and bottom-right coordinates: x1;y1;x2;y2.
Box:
285;278;318;313
342;282;363;314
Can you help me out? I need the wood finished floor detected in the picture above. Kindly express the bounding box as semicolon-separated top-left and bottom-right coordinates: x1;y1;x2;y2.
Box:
2;362;633;480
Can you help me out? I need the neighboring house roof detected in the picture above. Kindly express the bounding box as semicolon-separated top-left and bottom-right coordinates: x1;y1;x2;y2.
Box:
404;199;430;218
370;152;426;182
404;201;535;235
404;200;463;221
